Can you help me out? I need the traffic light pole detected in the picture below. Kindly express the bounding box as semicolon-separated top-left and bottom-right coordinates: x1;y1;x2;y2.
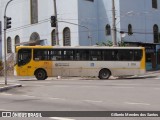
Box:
53;0;59;45
111;0;117;46
4;0;13;85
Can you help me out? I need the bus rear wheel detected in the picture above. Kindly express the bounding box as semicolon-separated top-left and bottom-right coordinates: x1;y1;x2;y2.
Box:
99;69;111;79
35;69;47;80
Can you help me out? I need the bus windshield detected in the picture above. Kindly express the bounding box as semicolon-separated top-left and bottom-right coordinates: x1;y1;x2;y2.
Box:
17;49;32;66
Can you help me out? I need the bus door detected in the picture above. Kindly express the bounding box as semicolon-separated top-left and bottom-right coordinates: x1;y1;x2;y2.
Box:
17;49;32;76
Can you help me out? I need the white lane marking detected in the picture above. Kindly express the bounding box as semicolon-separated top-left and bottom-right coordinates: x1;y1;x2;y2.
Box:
0;109;12;111
0;93;13;96
22;95;37;98
49;97;66;101
50;117;75;120
36;81;52;83
125;102;150;106
1;92;103;104
154;87;160;89
114;84;142;86
33;85;45;87
83;100;103;103
113;87;134;89
53;85;70;88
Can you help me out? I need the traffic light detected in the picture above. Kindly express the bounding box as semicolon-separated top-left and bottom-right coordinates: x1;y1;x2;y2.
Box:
51;16;56;27
5;17;12;29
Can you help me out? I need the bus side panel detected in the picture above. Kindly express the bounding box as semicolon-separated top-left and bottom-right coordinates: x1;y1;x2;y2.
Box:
52;61;100;77
140;48;146;71
15;60;52;77
52;61;144;77
33;61;52;77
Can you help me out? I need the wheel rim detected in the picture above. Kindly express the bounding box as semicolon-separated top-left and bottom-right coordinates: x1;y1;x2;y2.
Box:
38;72;43;78
100;69;110;79
102;72;108;78
36;70;46;80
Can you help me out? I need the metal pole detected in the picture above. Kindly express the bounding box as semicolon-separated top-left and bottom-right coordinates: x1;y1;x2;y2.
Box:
3;0;13;85
53;0;59;45
112;0;117;46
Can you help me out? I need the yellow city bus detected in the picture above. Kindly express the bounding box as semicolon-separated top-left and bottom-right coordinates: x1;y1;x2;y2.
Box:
14;46;146;80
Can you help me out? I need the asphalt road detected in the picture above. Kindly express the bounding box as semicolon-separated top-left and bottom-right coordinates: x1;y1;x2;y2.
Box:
0;75;160;120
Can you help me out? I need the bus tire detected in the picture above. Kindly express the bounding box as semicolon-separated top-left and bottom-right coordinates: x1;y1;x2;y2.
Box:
99;69;111;79
35;69;47;80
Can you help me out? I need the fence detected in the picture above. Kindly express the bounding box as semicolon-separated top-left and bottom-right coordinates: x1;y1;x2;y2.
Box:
0;53;14;76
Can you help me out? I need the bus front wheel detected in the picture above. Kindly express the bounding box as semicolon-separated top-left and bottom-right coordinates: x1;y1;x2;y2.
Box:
99;69;111;79
35;69;47;80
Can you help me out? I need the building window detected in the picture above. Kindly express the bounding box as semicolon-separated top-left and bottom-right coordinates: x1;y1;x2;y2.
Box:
128;24;133;35
7;37;12;53
30;32;40;41
63;27;71;46
30;32;40;45
30;0;38;24
152;0;157;9
51;29;56;46
105;24;111;36
0;21;2;37
85;0;94;2
153;24;159;43
15;35;20;52
15;35;20;45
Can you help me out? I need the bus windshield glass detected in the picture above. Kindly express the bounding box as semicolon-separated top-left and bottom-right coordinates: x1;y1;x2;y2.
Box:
18;49;31;66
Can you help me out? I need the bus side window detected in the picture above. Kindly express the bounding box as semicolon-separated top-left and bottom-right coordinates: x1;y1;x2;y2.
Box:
63;50;74;61
81;50;89;61
103;50;112;61
90;50;102;61
76;50;89;61
50;50;62;61
34;49;43;60
117;50;134;61
75;51;80;60
112;50;119;61
134;50;142;61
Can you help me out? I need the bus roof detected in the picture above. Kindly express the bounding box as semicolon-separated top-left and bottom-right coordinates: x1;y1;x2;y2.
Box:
16;46;144;50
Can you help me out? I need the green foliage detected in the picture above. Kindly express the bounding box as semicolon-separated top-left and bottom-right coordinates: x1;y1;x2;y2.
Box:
0;60;3;71
96;40;126;47
118;40;126;47
96;40;113;46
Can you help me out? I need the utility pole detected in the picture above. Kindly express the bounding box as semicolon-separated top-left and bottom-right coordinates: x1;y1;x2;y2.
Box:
4;0;13;85
111;0;117;46
53;0;59;45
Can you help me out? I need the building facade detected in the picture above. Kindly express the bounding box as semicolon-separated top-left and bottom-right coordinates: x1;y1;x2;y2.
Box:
0;21;2;59
0;0;160;70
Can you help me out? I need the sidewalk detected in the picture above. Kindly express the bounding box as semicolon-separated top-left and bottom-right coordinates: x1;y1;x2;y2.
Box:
0;77;22;92
146;69;160;75
0;84;22;92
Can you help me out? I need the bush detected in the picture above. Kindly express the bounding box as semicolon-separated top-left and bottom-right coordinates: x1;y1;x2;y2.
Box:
0;60;3;71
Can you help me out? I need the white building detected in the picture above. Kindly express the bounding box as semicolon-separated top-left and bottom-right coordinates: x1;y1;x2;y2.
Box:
1;0;160;69
0;21;2;59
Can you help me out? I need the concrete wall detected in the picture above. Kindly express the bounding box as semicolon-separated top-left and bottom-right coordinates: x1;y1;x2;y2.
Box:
0;0;2;59
78;0;98;46
0;21;2;59
97;0;120;43
119;0;160;43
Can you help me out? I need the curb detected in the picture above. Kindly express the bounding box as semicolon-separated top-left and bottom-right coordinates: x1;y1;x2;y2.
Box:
146;70;160;74
0;84;22;92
